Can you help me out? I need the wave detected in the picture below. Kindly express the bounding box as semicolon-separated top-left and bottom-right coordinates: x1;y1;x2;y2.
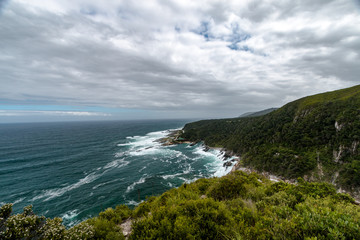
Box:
92;178;123;190
62;209;79;220
138;166;147;172
126;175;147;193
13;197;25;204
125;200;141;206
193;145;221;158
178;176;195;184
129;147;184;158
114;152;126;158
121;129;170;149
161;172;184;180
32;151;131;202
61;209;80;227
103;158;129;169
117;143;131;146
192;145;235;177
33;172;102;201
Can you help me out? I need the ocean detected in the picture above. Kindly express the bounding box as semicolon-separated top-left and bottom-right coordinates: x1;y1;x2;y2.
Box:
0;119;234;227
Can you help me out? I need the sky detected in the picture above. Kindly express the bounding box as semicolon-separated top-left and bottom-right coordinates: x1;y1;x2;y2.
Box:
0;0;359;123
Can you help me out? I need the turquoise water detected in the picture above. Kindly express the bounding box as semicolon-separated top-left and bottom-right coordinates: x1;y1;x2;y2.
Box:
0;120;234;226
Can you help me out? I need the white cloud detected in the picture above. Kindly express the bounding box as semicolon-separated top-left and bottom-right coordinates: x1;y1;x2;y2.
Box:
0;110;111;117
1;0;359;119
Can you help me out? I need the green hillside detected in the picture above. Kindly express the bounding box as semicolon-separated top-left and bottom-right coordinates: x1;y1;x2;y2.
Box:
182;85;360;191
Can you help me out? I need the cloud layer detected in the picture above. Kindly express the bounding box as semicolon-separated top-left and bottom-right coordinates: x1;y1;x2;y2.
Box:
1;0;359;119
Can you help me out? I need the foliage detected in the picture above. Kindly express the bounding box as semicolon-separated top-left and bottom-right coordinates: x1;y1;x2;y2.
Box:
0;203;129;239
129;172;360;239
1;171;360;239
182;84;360;189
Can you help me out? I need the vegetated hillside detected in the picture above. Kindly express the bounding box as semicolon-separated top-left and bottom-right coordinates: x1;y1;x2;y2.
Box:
182;85;360;192
2;172;360;239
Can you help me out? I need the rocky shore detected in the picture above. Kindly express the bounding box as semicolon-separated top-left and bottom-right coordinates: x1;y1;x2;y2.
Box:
155;129;191;146
157;130;296;180
156;130;360;203
156;130;240;172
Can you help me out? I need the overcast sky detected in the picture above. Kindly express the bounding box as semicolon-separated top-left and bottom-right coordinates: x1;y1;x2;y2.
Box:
0;0;359;123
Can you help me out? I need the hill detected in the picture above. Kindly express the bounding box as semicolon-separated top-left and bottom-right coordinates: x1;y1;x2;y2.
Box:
182;85;360;195
239;108;278;118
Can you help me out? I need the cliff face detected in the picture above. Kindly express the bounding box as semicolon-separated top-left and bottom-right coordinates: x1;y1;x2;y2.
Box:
182;85;360;193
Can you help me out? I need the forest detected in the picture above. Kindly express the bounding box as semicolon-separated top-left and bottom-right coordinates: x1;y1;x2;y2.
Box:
182;85;360;189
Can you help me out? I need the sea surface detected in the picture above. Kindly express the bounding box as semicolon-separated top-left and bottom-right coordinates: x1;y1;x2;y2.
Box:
0;119;234;227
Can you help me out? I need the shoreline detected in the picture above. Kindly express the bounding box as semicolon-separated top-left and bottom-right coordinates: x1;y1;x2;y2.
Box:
158;129;283;180
161;129;360;203
156;129;239;174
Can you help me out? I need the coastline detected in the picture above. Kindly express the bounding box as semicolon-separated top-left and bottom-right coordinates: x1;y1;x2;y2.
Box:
161;129;360;203
158;129;282;180
157;129;239;173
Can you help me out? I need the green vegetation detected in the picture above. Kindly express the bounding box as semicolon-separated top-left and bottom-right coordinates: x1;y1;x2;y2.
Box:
0;203;130;239
2;172;360;239
182;85;360;190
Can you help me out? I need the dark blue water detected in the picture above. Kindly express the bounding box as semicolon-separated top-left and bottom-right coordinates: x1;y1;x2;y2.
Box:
0;120;234;226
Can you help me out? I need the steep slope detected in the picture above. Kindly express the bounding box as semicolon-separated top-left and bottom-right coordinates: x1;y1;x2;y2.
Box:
182;85;360;192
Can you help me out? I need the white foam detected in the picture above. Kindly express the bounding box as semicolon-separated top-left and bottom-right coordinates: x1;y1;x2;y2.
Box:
117;143;131;146
130;147;182;157
114;152;126;158
162;172;184;180
103;158;129;169
126;175;147;193
13;197;25;204
139;166;147;172
193;145;221;158
126;200;141;206
160;162;192;181
92;182;107;190
121;130;169;151
126;136;140;139
178;177;197;184
183;163;192;174
120;128;188;160
212;163;233;177
33;172;101;201
193;144;235;178
62;209;79;220
61;209;80;227
92;178;123;190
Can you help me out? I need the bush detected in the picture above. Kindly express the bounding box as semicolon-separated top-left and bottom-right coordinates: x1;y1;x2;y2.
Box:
207;171;259;200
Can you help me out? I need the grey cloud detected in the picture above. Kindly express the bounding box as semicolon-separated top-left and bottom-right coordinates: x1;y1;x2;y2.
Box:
0;0;359;120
